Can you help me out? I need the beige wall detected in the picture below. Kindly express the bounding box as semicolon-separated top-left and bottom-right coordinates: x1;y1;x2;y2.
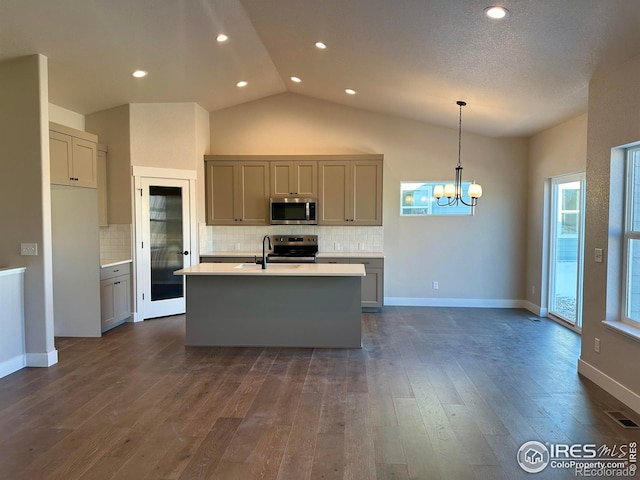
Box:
49;103;84;130
210;93;529;304
0;55;56;364
196;105;211;224
526;114;588;313
86;105;132;224
580;53;640;407
130;103;198;170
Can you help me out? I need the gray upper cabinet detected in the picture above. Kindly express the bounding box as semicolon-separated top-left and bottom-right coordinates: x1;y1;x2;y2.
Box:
205;159;270;225
270;160;317;198
318;156;383;225
49;122;98;189
204;154;382;226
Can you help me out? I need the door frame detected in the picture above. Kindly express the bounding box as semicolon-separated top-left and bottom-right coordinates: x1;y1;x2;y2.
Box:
546;172;585;332
132;166;198;322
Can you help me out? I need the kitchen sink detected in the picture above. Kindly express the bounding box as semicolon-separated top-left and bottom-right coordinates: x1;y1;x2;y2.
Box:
233;263;301;269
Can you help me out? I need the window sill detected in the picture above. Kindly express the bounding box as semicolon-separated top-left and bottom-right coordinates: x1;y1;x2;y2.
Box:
602;320;640;343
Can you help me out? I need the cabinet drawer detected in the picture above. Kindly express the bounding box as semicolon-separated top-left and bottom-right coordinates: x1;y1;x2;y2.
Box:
100;262;130;280
349;258;384;268
316;257;346;264
200;256;256;263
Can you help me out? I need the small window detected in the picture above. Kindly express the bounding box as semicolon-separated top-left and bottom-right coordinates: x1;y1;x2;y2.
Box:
400;181;474;216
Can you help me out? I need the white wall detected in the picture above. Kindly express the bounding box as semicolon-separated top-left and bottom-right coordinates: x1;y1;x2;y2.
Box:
579;52;640;412
0;269;26;377
210;93;529;305
526;114;588;314
0;55;57;366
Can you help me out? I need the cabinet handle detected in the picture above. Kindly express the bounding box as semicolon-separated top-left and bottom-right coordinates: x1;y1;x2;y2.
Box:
113;269;119;273
114;281;120;285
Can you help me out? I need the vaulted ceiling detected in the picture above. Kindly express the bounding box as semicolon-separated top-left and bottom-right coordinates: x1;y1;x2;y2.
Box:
3;0;640;137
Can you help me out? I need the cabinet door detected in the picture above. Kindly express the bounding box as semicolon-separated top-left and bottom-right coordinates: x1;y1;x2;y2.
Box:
49;131;73;186
294;161;317;197
238;161;270;225
351;160;382;225
361;267;383;308
270;161;294;197
72;137;97;188
97;149;108;226
318;161;351;225
113;275;131;323
206;161;238;225
100;280;116;328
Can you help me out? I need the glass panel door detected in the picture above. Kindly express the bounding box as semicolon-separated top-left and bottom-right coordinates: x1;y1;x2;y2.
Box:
149;186;184;301
548;174;585;327
141;177;191;319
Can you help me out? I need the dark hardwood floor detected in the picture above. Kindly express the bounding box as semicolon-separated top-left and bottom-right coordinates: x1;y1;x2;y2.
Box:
1;307;639;479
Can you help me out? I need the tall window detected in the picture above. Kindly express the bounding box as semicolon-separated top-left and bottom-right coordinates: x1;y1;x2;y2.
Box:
624;147;640;326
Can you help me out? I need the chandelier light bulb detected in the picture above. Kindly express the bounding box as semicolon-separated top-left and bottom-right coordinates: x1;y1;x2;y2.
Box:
444;184;456;198
433;185;444;198
469;183;483;198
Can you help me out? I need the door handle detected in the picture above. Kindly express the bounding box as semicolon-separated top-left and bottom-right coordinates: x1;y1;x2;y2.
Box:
176;251;189;255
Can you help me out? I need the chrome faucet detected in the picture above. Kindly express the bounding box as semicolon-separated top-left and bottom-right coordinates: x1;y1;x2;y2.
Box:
261;235;272;269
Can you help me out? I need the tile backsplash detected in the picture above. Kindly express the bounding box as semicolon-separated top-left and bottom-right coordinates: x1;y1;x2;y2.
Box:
100;224;132;261
199;225;383;254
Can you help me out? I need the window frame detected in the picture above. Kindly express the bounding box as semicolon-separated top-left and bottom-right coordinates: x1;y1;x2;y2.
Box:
622;147;640;328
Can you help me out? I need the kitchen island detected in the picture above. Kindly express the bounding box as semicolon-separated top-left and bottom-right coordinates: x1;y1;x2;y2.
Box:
174;263;365;348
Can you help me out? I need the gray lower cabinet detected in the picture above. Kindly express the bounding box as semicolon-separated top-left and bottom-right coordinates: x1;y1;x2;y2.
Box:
100;263;131;332
317;257;384;309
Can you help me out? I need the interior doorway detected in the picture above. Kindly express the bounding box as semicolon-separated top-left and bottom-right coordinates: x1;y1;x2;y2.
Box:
547;173;585;329
133;168;197;320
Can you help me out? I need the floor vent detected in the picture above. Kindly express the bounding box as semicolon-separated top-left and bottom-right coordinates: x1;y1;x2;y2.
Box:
605;411;640;428
528;317;542;322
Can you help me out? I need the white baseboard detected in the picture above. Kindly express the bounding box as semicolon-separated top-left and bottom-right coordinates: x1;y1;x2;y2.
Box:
578;358;640;416
523;301;547;317
384;297;526;308
26;350;58;368
0;354;27;379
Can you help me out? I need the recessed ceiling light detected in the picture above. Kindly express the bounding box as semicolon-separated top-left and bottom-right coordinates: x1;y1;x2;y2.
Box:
132;70;148;78
290;76;302;83
216;34;228;42
236;81;248;88
345;88;357;95
484;5;509;19
315;41;327;49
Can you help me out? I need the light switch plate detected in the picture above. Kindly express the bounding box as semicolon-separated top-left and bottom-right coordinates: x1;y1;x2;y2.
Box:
21;243;38;256
595;248;603;263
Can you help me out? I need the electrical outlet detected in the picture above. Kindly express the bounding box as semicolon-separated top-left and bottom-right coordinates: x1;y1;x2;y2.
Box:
235;243;241;251
333;242;341;251
594;338;600;353
432;281;439;290
531;285;536;295
20;243;38;256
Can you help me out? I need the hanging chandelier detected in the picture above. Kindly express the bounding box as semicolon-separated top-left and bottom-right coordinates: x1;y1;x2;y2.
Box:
434;101;483;207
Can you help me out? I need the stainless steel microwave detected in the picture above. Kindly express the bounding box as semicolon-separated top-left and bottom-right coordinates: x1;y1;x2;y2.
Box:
270;198;318;225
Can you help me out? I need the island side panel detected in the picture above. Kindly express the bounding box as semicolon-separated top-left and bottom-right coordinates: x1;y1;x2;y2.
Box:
184;275;362;348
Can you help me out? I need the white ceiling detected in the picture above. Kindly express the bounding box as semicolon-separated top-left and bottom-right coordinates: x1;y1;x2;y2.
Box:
3;0;640;137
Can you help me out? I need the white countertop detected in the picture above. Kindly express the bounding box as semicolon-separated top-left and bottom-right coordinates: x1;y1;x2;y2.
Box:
0;266;26;277
175;262;366;276
200;251;384;258
316;252;384;258
100;258;132;268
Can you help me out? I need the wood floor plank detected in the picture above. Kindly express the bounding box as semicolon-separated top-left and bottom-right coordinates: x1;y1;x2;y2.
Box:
1;309;638;479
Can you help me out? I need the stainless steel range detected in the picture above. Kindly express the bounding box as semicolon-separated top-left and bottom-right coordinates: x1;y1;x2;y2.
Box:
267;235;318;263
